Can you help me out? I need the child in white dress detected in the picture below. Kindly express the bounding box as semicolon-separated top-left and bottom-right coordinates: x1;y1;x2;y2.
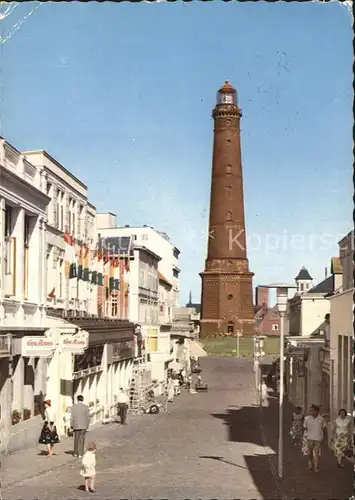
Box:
80;442;96;492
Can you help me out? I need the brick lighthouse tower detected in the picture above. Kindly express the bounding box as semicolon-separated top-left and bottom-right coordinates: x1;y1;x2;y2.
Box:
199;81;255;338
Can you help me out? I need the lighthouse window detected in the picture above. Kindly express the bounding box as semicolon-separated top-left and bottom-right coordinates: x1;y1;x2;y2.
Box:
226;211;232;221
225;164;232;174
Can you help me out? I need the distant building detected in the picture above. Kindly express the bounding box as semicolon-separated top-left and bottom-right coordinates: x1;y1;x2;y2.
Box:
286;264;341;338
254;286;280;336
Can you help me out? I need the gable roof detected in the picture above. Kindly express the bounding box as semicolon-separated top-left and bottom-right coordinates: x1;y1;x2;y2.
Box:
307;275;333;295
295;266;313;281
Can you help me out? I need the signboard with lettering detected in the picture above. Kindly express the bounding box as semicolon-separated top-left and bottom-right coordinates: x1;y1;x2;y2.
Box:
60;331;89;354
21;337;56;357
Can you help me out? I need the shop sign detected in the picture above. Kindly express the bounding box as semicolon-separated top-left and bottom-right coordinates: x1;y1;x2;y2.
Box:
112;340;134;362
60;331;89;354
21;337;56;357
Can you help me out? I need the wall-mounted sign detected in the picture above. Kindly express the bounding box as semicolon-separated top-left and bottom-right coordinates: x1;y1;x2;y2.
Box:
60;331;89;354
21;337;56;357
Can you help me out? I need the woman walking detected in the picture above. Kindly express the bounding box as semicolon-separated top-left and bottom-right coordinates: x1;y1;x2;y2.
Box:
38;400;60;457
332;408;351;467
80;442;97;493
290;406;304;446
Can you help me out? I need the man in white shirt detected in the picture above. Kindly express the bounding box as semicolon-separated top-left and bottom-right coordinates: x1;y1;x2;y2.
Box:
117;388;129;425
304;404;326;472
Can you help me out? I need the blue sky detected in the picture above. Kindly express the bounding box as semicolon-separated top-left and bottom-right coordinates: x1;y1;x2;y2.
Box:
1;1;352;305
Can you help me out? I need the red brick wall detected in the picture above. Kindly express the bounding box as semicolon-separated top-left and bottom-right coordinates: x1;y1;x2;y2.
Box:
256;286;269;308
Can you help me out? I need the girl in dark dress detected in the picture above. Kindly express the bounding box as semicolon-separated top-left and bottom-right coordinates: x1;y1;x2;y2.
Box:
38;400;60;456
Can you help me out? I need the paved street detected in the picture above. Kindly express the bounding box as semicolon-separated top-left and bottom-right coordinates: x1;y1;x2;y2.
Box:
2;357;353;500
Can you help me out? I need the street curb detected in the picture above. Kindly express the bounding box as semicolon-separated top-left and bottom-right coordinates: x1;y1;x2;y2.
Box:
256;389;289;500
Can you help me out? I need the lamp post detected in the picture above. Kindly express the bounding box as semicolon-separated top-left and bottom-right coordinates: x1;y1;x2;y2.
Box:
253;335;266;404
263;283;297;479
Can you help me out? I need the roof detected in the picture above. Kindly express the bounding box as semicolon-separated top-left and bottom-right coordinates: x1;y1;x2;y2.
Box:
158;272;172;288
295;266;313;281
185;302;201;314
24;150;87;189
330;257;342;275
219;80;236;93
134;245;161;262
307;275;334;295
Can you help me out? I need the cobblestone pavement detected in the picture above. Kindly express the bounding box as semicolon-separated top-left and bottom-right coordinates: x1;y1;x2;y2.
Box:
260;388;354;500
2;357;279;499
2;357;352;500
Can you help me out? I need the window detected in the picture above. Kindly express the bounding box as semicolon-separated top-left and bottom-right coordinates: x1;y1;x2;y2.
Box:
111;296;118;317
228;294;233;300
142;234;148;241
59;259;63;297
24;214;31;299
225;164;232;174
226;211;232;221
4;205;12;239
227;324;234;334
60;205;64;231
300;283;304;292
272;324;279;331
72;213;76;238
132;234;137;241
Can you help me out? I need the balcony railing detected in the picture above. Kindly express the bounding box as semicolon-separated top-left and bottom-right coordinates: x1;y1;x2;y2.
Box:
0;335;11;356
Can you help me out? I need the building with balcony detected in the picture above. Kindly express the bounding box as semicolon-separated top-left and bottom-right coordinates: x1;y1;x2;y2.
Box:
0;138;50;451
96;214;181;308
23;150;98;319
0;142;136;453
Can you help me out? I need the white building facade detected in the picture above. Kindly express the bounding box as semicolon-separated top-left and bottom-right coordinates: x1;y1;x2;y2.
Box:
96;215;181;308
0;142;136;453
329;230;353;422
24;150;98;319
96;216;179;390
0;138;50;452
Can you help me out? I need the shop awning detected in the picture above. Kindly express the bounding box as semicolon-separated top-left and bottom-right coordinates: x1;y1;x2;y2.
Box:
190;340;207;358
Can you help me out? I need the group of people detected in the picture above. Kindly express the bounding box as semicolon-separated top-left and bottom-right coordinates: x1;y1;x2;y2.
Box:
37;389;130;492
290;404;352;471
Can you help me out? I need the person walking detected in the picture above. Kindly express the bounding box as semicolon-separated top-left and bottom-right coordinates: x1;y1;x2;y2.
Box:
38;399;60;457
116;388;129;425
80;442;97;493
332;408;352;467
303;404;326;472
71;395;90;458
290;406;304;446
261;380;269;407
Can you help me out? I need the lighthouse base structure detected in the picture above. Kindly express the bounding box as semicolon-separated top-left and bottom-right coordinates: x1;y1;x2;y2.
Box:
199;270;255;338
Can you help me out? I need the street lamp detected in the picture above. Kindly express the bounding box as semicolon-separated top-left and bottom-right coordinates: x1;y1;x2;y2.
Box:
253;335;266;403
263;283;297;479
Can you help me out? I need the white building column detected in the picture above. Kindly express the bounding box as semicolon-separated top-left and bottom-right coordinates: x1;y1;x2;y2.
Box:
13;208;25;319
45;348;61;426
38;217;46;315
0;197;5;321
98;344;108;421
12;356;24;414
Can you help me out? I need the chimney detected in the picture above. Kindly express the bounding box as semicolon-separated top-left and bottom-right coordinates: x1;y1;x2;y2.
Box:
255;286;269;308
